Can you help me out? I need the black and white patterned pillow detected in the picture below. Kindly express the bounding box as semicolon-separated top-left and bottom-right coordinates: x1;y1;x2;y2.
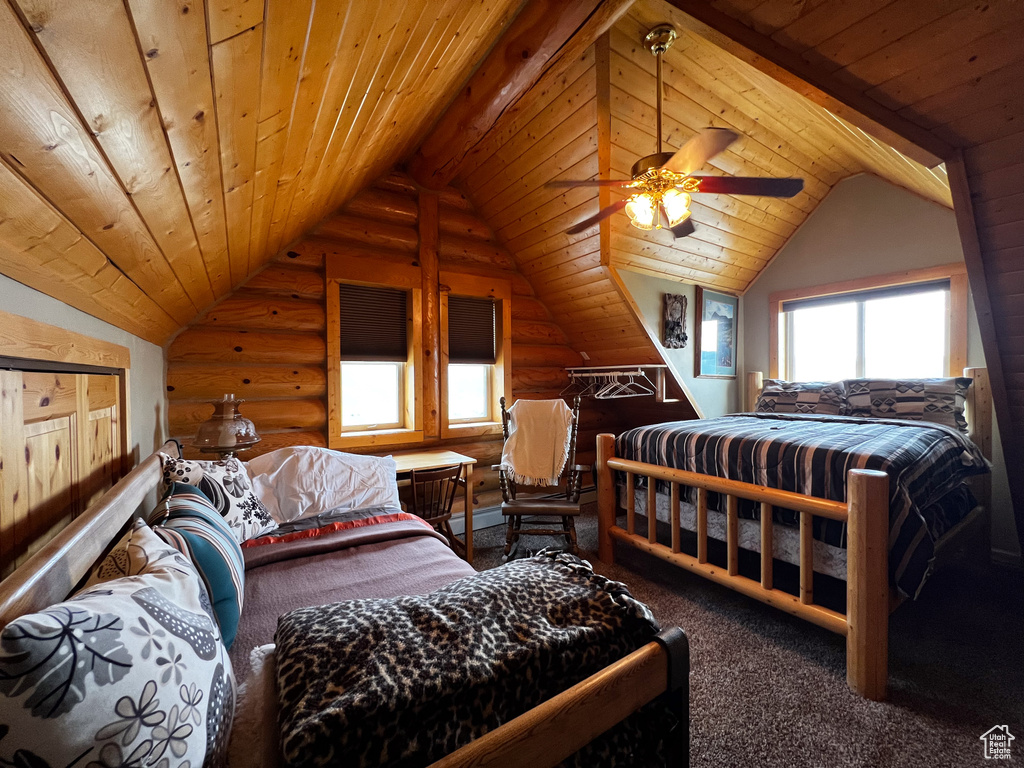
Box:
160;454;275;542
755;380;846;415
844;377;971;432
0;520;235;768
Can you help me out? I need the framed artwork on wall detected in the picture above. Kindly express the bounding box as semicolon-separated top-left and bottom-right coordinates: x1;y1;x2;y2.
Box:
695;286;738;378
662;293;687;348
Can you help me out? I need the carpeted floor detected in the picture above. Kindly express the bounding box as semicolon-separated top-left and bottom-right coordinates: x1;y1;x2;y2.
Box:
471;511;1023;768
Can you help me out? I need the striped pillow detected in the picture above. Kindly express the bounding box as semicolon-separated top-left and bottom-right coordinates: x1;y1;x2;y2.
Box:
149;483;246;648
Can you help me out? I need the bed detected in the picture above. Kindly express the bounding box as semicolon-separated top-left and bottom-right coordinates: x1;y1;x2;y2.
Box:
595;367;992;701
0;441;690;768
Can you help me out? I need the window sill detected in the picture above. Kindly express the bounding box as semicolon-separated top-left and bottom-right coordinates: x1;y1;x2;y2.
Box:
330;428;425;450
441;421;503;439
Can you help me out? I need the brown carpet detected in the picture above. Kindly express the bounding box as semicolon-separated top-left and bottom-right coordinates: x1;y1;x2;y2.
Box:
471;511;1024;768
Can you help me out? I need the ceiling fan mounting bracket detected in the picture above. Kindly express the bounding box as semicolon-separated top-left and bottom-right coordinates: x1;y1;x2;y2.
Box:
644;24;677;56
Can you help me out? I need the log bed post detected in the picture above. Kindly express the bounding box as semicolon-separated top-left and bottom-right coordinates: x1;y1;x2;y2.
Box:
845;468;889;700
597;433;616;564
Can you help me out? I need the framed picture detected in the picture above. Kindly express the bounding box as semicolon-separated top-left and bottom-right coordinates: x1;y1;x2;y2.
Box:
662;293;687;348
695;286;738;378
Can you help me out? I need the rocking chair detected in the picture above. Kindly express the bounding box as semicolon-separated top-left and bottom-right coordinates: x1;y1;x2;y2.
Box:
495;396;588;559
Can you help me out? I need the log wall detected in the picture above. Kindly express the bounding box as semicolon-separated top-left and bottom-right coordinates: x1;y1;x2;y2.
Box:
167;171;583;510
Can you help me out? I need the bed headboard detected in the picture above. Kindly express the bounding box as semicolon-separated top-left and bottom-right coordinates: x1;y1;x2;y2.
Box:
0;440;180;627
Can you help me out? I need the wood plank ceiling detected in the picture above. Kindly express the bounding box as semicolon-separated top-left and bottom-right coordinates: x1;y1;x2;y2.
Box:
453;0;952;366
0;0;522;344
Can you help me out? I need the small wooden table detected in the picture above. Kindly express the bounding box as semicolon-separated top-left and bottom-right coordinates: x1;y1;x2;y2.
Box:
392;449;475;563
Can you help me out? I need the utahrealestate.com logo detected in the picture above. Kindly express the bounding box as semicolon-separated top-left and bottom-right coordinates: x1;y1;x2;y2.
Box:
980;726;1015;760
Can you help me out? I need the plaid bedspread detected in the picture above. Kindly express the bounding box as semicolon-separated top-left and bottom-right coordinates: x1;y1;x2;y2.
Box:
616;413;989;598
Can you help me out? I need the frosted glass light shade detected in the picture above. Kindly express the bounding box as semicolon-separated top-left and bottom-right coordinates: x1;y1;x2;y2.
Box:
662;189;692;227
194;394;260;455
625;193;656;230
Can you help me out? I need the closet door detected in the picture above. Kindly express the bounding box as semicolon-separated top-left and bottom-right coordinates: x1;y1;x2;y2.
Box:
0;370;124;578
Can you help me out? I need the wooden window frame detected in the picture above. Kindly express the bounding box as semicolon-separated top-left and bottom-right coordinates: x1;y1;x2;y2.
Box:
326;257;424;449
768;263;969;380
439;272;512;440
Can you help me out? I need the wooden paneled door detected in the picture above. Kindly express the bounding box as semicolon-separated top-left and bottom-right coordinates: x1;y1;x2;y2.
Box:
0;370;124;579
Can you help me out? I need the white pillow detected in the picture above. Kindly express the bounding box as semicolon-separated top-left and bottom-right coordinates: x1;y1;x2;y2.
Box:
229;644;283;768
245;446;400;524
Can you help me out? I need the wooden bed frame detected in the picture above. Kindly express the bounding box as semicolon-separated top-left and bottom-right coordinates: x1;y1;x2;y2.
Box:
596;367;992;701
0;441;691;768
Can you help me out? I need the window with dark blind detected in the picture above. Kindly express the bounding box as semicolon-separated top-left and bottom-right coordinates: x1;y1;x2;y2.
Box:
339;284;408;361
448;296;496;365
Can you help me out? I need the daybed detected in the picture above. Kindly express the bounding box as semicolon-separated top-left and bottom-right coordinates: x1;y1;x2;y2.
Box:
0;441;690;768
596;368;992;701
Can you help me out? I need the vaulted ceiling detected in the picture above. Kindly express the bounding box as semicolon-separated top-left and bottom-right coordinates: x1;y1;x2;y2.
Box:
0;0;523;344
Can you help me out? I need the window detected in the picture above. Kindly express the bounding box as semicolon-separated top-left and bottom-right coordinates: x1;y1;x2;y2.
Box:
447;295;496;424
338;284;409;430
327;274;424;448
440;273;512;437
772;266;968;382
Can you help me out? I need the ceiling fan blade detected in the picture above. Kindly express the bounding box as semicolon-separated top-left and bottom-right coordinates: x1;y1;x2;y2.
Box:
567;200;627;235
670;218;696;238
547;179;634;188
661;127;738;176
692;176;804;197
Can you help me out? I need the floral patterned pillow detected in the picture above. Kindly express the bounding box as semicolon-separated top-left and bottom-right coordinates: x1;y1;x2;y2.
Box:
160;454;275;542
0;520;235;768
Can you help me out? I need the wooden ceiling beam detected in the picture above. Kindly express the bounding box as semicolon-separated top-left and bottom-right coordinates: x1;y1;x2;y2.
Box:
663;0;952;169
407;0;635;190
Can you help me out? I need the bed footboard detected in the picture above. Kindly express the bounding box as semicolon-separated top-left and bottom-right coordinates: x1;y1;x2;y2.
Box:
596;433;889;700
428;627;689;768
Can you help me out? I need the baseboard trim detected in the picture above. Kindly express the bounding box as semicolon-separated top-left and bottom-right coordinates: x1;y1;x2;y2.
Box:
450;506;504;535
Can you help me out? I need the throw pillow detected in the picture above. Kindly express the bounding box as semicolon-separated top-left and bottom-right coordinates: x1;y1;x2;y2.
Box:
148;483;246;649
160;453;275;542
0;520;235;768
844;377;971;432
755;380;846;416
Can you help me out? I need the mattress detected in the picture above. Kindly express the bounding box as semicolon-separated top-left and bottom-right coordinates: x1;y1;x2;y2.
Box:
616;413;989;598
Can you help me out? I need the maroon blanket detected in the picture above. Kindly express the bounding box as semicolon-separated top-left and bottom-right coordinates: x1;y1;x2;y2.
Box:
231;510;475;678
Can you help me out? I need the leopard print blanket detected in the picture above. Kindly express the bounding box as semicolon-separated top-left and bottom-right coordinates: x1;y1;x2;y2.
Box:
274;551;676;767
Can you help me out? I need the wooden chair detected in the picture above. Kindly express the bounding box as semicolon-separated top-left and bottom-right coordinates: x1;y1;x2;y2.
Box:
408;464;466;558
495;396;588;559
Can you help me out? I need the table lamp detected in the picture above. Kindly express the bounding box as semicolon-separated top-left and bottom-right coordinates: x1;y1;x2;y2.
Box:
194;394;260;458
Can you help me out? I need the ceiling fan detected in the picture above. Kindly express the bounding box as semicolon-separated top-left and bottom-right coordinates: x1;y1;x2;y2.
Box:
552;24;804;239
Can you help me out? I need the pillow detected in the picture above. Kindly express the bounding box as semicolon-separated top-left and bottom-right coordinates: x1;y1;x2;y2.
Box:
228;644;282;768
0;520;235;767
755;380;846;415
160;453;275;542
844;377;971;432
246;446;400;524
148;483;246;649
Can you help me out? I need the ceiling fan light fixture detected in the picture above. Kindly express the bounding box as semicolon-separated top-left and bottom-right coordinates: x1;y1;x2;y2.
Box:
625;193;656;230
662;188;692;227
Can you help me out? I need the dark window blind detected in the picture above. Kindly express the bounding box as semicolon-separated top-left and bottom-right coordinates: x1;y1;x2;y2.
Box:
449;296;496;365
339;284;408;361
781;279;949;313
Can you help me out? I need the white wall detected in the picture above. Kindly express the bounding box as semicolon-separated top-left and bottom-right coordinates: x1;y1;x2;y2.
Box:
616;268;739;417
0;275;167;462
741;173;1017;561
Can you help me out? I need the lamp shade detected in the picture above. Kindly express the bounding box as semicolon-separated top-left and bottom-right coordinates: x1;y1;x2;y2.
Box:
194;394;260;454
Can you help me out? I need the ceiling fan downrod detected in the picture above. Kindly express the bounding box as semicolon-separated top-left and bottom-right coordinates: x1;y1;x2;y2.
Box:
644;24;677;155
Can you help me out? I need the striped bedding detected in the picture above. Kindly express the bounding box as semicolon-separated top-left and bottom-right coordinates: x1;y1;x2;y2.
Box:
616;413;989;598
